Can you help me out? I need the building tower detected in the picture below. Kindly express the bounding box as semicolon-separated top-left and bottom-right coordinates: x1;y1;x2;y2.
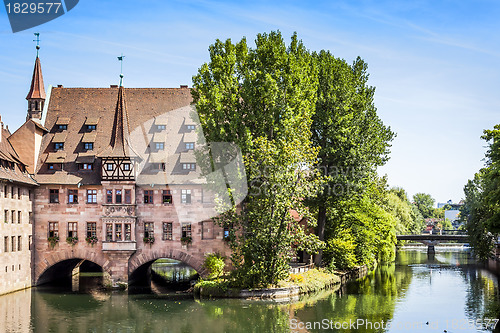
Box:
26;33;46;121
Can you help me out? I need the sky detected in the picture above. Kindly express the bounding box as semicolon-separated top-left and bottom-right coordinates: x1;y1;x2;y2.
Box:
0;0;499;206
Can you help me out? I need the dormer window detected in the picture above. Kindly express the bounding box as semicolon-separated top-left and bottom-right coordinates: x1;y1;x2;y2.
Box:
84;142;94;151
55;117;70;130
185;143;194;150
54;142;64;151
182;163;196;171
155;142;164;151
84;117;99;131
78;163;93;170
186;125;195;131
157;125;166;131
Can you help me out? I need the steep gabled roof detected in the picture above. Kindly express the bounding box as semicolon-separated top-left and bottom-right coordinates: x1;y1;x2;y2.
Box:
26;57;46;100
97;86;138;159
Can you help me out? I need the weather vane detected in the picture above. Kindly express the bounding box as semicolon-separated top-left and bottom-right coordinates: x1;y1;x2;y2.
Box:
117;53;125;86
33;32;40;57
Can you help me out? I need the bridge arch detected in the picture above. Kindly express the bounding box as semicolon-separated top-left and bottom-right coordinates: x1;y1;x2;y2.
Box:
129;249;207;283
35;249;110;285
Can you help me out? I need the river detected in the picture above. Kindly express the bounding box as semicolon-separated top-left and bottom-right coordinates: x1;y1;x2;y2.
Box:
1;247;499;332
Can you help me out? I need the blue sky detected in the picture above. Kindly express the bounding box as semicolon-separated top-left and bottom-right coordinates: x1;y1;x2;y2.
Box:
1;0;499;205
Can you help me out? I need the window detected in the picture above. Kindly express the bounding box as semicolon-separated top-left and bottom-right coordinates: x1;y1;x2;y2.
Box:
17;187;21;199
106;163;114;171
115;224;122;241
29;212;33;224
186;125;195;131
182;224;192;238
106;224;113;242
162;190;172;204
11;236;16;252
18;211;21;224
57;124;67;130
181;189;191;204
144;190;153;204
224;227;230;240
18;236;22;251
163;222;173;240
106;189;113;203
11;210;15;224
68;189;78;204
4;185;7;198
185;142;194;150
115;190;122;204
123;163;131;171
49;189;59;203
68;222;77;238
4;236;8;252
155;142;164;150
54;142;64;151
182;163;196;170
48;222;59;238
48;163;54;170
84;142;94;150
29;236;32;250
87;189;97;203
4;210;8;223
157;125;166;131
86;125;96;131
11;186;14;198
144;222;154;239
125;224;131;241
86;222;96;238
79;163;93;170
125;189;131;204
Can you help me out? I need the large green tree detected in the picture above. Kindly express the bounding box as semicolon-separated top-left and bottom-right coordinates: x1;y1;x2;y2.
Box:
192;31;322;287
412;193;435;219
308;50;395;265
461;125;500;260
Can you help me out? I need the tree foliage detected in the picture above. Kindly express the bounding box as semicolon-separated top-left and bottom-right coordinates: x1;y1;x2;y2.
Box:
192;31;322;287
461;125;500;260
308;50;395;265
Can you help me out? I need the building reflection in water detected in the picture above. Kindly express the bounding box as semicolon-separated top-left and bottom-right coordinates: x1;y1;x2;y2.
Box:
0;288;32;333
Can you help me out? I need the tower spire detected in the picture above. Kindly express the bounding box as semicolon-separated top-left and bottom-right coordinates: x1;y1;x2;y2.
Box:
26;32;46;121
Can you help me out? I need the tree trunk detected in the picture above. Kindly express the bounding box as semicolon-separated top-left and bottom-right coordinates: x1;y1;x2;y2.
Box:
314;205;327;266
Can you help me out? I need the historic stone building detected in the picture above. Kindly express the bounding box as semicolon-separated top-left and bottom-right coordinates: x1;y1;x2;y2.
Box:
0;52;48;295
0;44;232;291
29;63;231;288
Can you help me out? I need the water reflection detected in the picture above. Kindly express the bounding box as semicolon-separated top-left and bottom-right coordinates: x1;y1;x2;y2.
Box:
1;248;499;332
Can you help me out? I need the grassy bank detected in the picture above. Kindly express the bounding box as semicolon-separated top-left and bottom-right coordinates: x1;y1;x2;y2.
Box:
194;268;341;299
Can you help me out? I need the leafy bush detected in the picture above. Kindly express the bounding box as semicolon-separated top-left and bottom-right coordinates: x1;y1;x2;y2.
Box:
203;253;225;279
324;237;358;271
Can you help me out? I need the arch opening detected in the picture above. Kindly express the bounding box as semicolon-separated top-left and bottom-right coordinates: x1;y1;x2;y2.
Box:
129;258;199;294
37;258;105;292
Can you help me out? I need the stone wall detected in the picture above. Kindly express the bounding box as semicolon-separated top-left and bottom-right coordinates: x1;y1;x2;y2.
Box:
0;183;34;295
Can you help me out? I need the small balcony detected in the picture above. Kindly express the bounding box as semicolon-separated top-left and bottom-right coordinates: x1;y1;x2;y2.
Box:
102;241;136;251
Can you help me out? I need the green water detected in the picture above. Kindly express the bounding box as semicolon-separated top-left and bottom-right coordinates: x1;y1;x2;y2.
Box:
1;248;499;332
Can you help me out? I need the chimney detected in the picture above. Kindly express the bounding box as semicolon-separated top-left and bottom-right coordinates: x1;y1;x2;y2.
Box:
180;85;188;89
110;85;118;88
57;85;63;88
